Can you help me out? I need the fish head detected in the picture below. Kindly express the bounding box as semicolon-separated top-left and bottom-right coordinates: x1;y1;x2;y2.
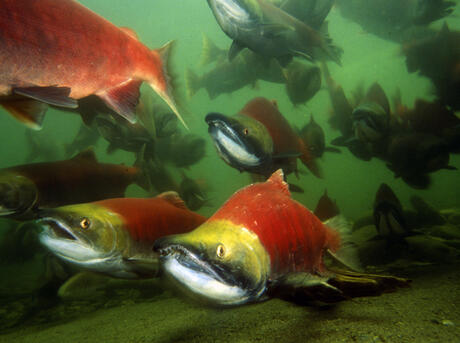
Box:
0;172;38;217
352;103;388;143
154;219;271;306
37;204;128;274
206;112;273;172
286;62;321;105
300;118;326;158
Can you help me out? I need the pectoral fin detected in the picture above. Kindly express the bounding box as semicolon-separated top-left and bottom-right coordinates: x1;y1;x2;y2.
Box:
228;40;246;61
123;256;160;278
271;272;346;304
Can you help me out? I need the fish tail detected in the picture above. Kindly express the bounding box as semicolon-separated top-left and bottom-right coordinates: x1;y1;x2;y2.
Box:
200;33;225;66
150;41;189;130
318;22;343;67
323;216;362;272
298;138;323;178
184;68;201;99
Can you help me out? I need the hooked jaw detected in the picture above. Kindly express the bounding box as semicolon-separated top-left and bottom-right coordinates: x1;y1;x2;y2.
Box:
38;217;107;266
155;237;265;306
206;112;269;170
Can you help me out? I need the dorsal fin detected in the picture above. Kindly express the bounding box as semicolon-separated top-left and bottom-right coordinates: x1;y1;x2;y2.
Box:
267;169;290;197
72;147;98;162
120;26;138;39
158;191;188;210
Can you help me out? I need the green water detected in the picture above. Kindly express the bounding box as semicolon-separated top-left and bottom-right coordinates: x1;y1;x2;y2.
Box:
0;1;459;341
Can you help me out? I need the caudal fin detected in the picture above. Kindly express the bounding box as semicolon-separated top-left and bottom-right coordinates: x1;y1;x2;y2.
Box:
184;69;201;99
318;22;343;67
200;33;226;66
150;41;189;130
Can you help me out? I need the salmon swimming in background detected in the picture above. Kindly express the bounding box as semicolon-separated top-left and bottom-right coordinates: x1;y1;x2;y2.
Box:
206;97;321;178
38;192;207;278
0;0;185;129
0;149;148;219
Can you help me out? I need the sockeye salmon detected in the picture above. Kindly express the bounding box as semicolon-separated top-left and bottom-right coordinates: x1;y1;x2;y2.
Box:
155;170;410;306
206;97;321;178
38;192;206;278
0;0;185;129
0;149;147;219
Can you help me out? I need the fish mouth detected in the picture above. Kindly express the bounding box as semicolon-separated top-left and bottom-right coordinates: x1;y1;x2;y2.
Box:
38;217;78;241
156;241;255;306
0;205;16;217
205;113;268;169
37;217;102;264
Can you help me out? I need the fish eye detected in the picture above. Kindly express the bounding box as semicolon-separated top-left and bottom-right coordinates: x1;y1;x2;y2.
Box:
216;244;226;258
80;218;91;229
243;128;249;135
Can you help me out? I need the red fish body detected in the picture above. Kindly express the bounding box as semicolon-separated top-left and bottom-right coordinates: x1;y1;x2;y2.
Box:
38;193;207;278
0;149;145;218
239;97;320;177
94;196;207;243
0;0;182;128
211;170;340;278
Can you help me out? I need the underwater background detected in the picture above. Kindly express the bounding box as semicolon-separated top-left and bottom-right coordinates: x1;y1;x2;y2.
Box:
0;1;459;342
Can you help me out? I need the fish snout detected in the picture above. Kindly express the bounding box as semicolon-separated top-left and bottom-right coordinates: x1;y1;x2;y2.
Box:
205;112;229;127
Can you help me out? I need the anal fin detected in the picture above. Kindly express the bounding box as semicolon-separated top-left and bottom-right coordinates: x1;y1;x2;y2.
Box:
97;79;142;124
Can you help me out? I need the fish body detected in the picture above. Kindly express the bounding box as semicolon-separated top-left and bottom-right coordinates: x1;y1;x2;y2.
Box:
206;97;320;177
321;62;353;139
207;0;342;65
188;35;288;100
351;83;390;146
185;56;256;100
284;61;321;106
299;115;340;159
155;170;342;305
38;193;206;278
373;183;408;238
0;0;183;129
402;23;460;111
335;0;455;42
0;149;145;218
95;115;153;155
386;133;455;189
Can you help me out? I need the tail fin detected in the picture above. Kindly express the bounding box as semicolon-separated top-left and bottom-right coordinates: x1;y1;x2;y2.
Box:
318;22;343;67
200;33;226;66
184;68;201;99
150;41;189;130
323;216;362;272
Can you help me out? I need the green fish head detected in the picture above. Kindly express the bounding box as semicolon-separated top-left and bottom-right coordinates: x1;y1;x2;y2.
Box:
154;219;270;306
206;112;273;173
37;204;129;276
0;172;38;217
